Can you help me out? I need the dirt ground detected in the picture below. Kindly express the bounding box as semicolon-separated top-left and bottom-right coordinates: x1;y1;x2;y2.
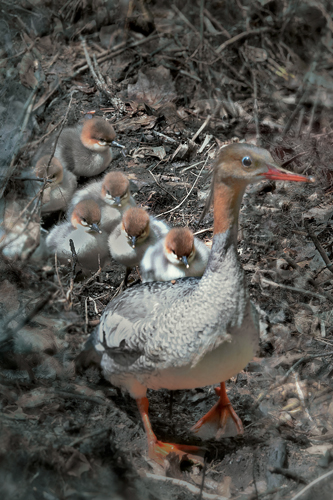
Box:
2;1;333;499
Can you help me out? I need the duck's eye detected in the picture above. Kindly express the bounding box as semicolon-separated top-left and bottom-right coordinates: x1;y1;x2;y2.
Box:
242;156;252;167
172;250;176;255
98;139;106;145
107;190;111;196
81;218;88;226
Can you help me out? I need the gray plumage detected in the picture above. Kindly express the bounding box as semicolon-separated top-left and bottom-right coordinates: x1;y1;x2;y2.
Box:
40;168;77;214
90;229;259;399
46;222;109;274
36;126;112;177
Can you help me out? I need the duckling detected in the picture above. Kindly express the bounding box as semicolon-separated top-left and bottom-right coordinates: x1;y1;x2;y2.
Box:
77;143;314;464
141;227;210;282
46;199;109;275
36;117;116;177
108;207;169;282
0;198;45;260
68;171;136;233
33;155;77;214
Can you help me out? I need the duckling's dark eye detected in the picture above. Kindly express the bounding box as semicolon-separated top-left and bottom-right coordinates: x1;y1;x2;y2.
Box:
172;250;176;255
242;156;252;167
82;218;86;223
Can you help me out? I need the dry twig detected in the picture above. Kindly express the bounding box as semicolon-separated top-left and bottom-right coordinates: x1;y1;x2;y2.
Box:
290;469;333;500
144;473;227;500
304;219;333;274
261;277;328;301
269;351;333;391
156;160;208;218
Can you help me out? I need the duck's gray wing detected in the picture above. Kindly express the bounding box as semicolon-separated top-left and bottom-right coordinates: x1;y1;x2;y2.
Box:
89;278;199;368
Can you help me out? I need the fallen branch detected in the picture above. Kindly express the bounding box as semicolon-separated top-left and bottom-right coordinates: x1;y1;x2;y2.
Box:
290;469;333;500
144;473;228;500
215;27;270;54
69;427;110;448
304;219;333;274
261;277;328;301
269;351;333;390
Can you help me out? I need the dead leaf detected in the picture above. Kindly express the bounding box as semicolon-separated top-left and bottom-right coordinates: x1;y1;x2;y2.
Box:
243;45;268;63
171;140;197;161
127;66;177;109
3;407;38;420
17;388;55;408
65;449;91;477
131;146;166;160
217;475;232;497
116;114;157;132
0;280;20;314
304;204;333;223
306;444;333;455
18;53;39;89
160;102;185;131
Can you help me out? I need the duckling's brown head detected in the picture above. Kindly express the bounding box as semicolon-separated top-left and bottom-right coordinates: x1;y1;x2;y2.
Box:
71;199;102;233
122;207;150;248
101;171;130;207
164;227;195;268
214;143;314;185
35;156;64;185
81;117;116;152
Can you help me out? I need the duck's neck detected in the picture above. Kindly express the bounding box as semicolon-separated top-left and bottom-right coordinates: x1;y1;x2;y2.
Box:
213;181;246;243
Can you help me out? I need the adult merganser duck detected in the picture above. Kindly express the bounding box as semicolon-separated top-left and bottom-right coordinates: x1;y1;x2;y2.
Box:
33;155;77;214
77;143;313;464
108;207;169;283
36;117;116;177
141;227;210;282
46;199;109;275
68;171;136;233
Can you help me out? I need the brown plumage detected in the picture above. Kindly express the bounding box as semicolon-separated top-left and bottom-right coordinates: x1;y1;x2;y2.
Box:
122;207;150;238
80;117;116;149
165;227;194;257
71;199;101;228
101;172;130;200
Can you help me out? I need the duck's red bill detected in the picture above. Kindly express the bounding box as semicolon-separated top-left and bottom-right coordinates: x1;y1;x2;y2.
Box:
262;166;315;183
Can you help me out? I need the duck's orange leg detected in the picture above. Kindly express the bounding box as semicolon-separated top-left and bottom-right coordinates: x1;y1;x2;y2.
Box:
191;382;243;440
137;397;203;465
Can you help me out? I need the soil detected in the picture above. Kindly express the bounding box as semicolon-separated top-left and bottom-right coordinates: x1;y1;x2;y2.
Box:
1;1;333;499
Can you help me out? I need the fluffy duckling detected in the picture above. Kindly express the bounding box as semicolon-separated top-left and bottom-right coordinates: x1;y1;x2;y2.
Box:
46;199;109;275
37;117;116;177
33;155;77;214
108;207;169;280
68;171;136;233
141;227;210;282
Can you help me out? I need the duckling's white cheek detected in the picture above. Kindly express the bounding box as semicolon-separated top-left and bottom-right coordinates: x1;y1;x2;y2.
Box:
104;194;116;206
166;252;180;265
93;143;108;152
